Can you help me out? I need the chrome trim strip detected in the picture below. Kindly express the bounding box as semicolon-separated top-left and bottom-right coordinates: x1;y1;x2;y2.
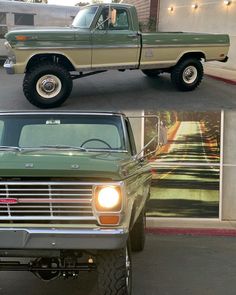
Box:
142;43;229;48
12;198;92;204
16;45;139;50
0;228;126;235
16;46;92;50
0;181;123;186
0;112;124;116
0;216;96;220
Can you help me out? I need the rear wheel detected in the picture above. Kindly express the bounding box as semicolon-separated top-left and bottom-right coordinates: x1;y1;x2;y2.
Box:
171;58;203;91
97;241;132;295
23;62;73;109
142;69;161;78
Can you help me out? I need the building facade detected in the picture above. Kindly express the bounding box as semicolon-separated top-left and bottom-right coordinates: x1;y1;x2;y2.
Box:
124;0;235;69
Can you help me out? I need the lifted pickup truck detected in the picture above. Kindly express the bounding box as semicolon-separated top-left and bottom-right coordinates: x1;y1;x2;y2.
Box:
0;111;153;295
4;3;230;108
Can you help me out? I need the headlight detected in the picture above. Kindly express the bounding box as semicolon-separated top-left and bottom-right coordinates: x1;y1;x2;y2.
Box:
98;187;120;209
93;185;123;226
94;186;122;212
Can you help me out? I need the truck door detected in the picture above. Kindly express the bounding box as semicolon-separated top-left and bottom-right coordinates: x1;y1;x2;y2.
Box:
91;6;140;70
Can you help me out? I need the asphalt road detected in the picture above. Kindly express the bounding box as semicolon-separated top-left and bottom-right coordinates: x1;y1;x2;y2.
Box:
0;68;236;111
1;234;236;295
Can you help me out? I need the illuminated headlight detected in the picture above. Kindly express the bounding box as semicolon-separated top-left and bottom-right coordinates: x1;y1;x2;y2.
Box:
94;186;122;211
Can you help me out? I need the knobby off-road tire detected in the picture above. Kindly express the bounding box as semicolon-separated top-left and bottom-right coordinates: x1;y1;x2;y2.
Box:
142;69;161;78
130;208;146;252
23;62;73;109
97;242;132;295
171;58;203;91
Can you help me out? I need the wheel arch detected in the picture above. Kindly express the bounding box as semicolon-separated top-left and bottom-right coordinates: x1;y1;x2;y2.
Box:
177;51;206;65
25;53;76;72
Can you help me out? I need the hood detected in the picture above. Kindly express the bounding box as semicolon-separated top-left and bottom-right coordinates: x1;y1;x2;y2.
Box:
0;150;136;181
5;27;78;43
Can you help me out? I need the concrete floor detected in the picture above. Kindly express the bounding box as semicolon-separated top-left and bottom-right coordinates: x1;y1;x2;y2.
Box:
1;68;236;111
1;234;236;295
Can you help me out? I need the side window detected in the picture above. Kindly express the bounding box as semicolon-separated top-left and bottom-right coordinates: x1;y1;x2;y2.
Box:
0;121;4;144
96;7;130;31
0;12;7;39
112;8;129;30
14;13;34;26
96;8;109;30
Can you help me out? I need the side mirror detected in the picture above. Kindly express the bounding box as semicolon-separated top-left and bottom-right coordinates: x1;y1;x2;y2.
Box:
134;135;158;160
128;115;168;161
109;8;117;26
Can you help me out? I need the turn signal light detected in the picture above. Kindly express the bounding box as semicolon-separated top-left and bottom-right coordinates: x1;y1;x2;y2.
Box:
99;216;120;225
15;35;29;41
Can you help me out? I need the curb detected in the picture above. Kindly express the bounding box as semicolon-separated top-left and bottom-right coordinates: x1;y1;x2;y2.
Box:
146;227;236;237
206;74;236;86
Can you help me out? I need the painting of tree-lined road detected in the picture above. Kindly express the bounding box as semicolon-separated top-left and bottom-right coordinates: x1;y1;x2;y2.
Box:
145;111;221;218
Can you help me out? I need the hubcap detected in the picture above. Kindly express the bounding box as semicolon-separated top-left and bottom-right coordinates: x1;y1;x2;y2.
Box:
183;66;198;84
36;75;62;99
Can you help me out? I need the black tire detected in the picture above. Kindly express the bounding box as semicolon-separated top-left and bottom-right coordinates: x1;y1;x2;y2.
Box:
130;208;146;252
23;62;73;109
171;58;203;91
97;241;132;295
142;69;161;78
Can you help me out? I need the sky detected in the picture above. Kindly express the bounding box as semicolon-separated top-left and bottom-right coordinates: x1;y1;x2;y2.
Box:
48;0;112;6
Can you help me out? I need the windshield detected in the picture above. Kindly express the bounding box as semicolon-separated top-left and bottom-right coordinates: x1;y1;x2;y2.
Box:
72;6;98;28
0;114;126;152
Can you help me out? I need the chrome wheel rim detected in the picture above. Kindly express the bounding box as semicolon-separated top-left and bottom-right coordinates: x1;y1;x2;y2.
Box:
183;66;198;84
36;75;62;99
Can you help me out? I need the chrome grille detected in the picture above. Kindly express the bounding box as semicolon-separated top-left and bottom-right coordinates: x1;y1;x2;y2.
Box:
0;182;96;223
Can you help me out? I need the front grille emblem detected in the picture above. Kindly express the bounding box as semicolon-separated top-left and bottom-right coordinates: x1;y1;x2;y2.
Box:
0;198;18;204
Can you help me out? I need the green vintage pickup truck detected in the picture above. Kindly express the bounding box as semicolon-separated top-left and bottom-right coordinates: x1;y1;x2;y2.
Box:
4;3;230;108
0;111;154;295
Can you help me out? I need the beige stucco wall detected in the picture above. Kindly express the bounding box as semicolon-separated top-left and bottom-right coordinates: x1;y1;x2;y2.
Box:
158;0;236;70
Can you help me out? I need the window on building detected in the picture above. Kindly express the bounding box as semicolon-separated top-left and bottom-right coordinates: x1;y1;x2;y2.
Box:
14;13;34;26
0;12;7;39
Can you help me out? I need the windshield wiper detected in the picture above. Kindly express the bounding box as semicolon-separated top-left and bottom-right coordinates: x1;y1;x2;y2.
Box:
0;146;21;151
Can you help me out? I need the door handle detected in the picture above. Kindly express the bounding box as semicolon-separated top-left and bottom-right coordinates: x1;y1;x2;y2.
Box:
128;33;138;38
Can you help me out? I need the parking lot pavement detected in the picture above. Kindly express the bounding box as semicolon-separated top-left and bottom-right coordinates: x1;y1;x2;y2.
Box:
1;68;236;111
1;234;236;295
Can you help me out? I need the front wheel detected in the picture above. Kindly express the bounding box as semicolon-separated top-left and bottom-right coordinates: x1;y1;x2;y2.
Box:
23;62;73;109
130;208;146;252
171;58;203;91
97;242;132;295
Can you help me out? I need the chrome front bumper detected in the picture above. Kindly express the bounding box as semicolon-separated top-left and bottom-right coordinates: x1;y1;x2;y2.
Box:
0;228;128;250
4;58;15;74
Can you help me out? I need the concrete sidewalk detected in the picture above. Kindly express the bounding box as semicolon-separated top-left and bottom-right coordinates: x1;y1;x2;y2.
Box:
204;64;236;84
147;218;236;235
